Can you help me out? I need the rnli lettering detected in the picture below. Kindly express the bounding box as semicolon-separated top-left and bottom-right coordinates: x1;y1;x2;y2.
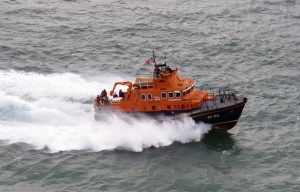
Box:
207;114;220;119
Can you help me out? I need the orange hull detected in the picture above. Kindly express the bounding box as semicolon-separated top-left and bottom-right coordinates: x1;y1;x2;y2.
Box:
94;52;247;130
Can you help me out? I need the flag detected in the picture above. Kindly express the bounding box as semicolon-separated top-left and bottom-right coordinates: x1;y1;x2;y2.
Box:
145;58;152;65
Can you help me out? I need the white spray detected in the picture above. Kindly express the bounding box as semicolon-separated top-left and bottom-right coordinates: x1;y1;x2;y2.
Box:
0;70;211;152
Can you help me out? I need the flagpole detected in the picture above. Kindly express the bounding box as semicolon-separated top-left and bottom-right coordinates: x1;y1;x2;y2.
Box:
152;50;156;64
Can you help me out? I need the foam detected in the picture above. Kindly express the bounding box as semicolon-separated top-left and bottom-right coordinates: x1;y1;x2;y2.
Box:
0;70;211;152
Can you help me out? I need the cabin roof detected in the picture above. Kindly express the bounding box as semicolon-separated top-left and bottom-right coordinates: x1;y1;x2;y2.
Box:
135;77;153;84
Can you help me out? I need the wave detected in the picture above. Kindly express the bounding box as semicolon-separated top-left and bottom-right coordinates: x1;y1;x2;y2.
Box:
0;70;211;152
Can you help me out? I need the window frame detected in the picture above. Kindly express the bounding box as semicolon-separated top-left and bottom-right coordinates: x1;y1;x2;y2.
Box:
168;92;174;98
147;93;152;100
175;91;181;98
141;94;146;101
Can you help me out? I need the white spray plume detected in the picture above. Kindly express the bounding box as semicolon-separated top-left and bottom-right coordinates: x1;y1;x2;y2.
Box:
0;70;211;153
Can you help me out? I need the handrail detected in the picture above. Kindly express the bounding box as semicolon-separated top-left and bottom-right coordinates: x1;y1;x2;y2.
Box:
110;81;133;96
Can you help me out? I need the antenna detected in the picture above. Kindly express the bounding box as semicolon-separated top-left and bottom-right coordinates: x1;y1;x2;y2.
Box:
152;50;156;64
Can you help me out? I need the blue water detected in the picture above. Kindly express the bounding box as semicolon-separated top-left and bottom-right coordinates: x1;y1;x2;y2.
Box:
0;0;299;191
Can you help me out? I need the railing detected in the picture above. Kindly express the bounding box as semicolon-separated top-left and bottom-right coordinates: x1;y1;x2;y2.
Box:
134;75;154;89
193;87;242;112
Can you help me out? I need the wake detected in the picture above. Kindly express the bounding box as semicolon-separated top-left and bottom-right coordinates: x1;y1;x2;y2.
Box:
0;70;211;152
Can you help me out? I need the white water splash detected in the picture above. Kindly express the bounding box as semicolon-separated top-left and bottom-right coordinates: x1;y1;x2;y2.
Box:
0;70;211;153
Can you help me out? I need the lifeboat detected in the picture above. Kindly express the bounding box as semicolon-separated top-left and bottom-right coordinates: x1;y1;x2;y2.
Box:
94;51;247;130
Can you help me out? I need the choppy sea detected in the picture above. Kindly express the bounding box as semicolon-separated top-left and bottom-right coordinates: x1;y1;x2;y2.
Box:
0;0;299;191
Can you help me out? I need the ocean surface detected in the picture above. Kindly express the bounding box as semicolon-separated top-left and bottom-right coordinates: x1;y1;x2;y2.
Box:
0;0;299;191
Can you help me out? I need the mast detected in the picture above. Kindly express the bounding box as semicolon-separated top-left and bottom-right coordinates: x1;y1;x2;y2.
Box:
150;51;170;78
152;50;156;65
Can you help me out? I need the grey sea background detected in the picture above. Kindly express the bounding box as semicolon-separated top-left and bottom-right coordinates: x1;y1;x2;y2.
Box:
0;0;300;191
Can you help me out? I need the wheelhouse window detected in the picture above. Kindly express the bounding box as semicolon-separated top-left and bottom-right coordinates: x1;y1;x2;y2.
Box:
175;91;181;98
141;94;146;101
183;86;193;96
168;92;174;98
161;92;167;99
147;93;152;100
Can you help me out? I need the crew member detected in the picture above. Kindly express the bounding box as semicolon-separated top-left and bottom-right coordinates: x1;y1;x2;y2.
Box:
113;92;118;98
94;95;101;111
119;89;125;98
165;65;172;73
100;89;108;104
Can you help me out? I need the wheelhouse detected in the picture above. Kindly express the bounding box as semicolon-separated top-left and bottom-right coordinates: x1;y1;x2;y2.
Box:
105;51;208;112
